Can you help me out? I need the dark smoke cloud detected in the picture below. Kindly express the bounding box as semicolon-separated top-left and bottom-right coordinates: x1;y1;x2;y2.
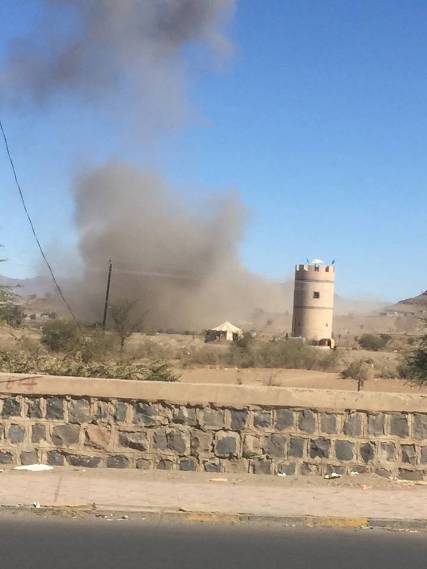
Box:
2;1;288;329
1;0;236;128
73;162;284;329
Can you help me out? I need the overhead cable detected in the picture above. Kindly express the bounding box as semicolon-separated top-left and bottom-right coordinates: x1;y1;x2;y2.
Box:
0;118;80;327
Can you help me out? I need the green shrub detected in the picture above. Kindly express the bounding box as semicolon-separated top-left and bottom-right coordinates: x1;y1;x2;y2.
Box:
41;319;80;352
0;286;22;326
357;333;389;351
78;330;117;363
0;303;23;326
402;335;427;383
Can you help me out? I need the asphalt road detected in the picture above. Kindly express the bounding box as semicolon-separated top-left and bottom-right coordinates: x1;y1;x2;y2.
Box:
1;515;427;569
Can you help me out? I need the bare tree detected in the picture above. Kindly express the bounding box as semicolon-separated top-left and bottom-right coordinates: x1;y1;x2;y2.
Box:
110;299;143;352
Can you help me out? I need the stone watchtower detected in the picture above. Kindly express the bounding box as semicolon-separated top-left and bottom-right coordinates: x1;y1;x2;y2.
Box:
291;260;335;342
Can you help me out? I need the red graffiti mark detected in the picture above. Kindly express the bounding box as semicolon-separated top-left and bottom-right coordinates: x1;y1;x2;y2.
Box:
2;376;40;391
20;376;38;390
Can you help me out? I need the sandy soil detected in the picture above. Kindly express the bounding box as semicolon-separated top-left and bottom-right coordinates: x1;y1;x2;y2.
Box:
178;367;426;393
0;325;40;347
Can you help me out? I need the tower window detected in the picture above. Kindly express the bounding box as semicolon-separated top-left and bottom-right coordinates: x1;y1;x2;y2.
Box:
313;291;320;299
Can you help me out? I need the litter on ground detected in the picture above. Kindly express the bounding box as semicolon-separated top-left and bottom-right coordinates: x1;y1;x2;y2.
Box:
14;464;54;472
324;472;342;479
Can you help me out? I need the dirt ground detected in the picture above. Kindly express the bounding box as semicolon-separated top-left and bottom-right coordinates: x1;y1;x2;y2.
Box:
0;327;423;394
178;367;426;393
0;326;40;347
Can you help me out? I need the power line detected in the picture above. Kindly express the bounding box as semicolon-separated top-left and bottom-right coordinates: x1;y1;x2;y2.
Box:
0;118;80;327
95;267;203;281
90;260;206;281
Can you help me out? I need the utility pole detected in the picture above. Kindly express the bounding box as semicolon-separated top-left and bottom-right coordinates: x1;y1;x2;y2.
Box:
102;259;112;331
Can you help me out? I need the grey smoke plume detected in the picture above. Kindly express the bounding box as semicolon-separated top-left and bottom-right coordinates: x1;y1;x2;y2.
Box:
2;1;287;329
74;162;284;329
1;0;236;128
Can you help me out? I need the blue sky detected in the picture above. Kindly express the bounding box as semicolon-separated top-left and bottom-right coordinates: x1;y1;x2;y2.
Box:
1;0;426;302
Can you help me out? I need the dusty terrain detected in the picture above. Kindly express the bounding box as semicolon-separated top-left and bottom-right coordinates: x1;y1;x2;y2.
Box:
128;333;423;392
178;367;425;393
0;325;423;393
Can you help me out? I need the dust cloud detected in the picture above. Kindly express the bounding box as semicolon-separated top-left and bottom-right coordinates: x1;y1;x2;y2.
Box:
1;0;288;330
73;162;285;330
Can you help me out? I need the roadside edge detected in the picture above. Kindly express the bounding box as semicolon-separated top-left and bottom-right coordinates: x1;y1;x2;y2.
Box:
1;504;426;531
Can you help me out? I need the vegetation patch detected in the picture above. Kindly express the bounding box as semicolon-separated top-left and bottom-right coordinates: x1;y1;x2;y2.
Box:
357;333;391;351
401;335;427;384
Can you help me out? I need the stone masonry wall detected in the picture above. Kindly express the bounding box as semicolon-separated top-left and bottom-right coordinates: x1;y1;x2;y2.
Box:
1;392;427;479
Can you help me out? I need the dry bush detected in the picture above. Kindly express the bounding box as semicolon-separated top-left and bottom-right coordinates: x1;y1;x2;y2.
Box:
110;299;144;352
15;335;43;356
1;318;179;381
0;349;178;381
41;319;80;352
342;360;375;382
177;338;339;372
181;345;226;367
373;361;400;379
41;321;120;363
127;338;173;361
357;334;390;351
71;330;120;364
0;340;178;382
227;339;339;371
0;287;23;326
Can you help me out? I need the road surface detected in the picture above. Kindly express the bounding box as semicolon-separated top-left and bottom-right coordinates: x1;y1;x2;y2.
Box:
1;514;427;568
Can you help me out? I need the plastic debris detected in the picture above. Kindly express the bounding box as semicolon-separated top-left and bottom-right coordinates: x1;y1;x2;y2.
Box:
350;471;359;476
14;464;53;472
277;472;287;477
33;501;41;509
324;472;342;479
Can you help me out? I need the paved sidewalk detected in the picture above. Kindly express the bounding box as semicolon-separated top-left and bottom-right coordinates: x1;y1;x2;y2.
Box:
1;467;427;525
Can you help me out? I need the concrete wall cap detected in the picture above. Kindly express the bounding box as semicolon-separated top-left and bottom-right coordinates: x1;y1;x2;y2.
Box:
0;373;427;413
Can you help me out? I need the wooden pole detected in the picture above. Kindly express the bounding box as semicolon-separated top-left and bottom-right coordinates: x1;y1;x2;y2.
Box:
102;259;112;331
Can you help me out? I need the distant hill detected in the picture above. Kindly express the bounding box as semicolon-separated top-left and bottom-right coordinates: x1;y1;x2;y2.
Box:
334;294;387;315
386;290;427;315
0;274;54;297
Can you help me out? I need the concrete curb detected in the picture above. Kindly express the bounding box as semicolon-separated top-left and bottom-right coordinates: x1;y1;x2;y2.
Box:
3;371;427;412
2;503;427;531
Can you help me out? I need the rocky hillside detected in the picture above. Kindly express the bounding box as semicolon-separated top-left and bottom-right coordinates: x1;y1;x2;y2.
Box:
0;274;54;297
387;290;427;315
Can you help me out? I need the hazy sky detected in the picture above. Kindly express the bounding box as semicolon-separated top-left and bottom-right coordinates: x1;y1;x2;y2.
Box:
1;0;426;302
